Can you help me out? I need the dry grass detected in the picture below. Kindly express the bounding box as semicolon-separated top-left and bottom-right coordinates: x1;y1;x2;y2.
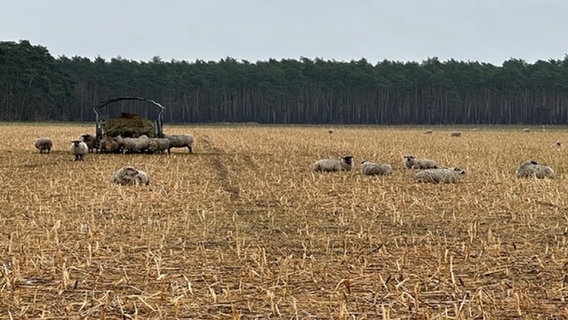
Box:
0;124;567;319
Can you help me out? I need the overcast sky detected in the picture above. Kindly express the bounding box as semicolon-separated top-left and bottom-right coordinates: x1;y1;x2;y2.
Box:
2;0;567;66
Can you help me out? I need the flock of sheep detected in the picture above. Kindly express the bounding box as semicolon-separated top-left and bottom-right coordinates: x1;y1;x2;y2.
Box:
33;133;194;186
312;153;555;183
34;129;557;187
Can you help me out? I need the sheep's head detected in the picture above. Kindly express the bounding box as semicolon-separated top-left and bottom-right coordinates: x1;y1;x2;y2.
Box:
342;155;353;166
452;167;466;175
404;155;415;160
123;166;139;175
71;140;82;147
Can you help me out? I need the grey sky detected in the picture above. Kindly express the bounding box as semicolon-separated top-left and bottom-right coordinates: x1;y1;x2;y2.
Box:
2;0;567;65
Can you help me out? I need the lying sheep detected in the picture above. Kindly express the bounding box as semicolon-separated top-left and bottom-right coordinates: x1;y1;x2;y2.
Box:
69;140;88;161
164;134;194;153
312;155;353;172
450;131;462;137
360;160;393;176
34;137;53;154
423;129;433;134
415;167;466;184
100;136;123;153
147;138;170;154
403;155;438;169
110;166;150;186
80;133;97;153
516;160;555;179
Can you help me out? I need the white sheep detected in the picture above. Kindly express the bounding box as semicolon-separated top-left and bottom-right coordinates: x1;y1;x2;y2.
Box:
164;134;194;153
34;137;53;154
312;155;353;172
516;160;555;179
110;166;150;185
450;131;462;137
147;138;170;154
360;160;393;176
423;129;433;134
122;136;149;153
403;155;438;169
414;167;466;184
69;140;88;161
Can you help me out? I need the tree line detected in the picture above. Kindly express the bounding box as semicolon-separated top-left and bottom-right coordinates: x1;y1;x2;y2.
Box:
1;40;568;124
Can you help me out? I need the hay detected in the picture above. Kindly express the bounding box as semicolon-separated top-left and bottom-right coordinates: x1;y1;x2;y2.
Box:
102;112;155;138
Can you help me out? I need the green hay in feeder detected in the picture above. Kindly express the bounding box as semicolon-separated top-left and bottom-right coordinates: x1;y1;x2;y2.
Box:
102;112;155;138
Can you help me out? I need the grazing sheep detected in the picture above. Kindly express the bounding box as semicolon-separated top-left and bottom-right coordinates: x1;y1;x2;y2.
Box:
79;133;97;153
164;134;194;153
100;136;123;153
423;129;433;134
360;160;393;176
450;131;462;137
328;128;334;134
312;155;353;172
147;138;170;154
522;128;530;133
403;155;438;169
551;141;562;151
122;136;149;153
69;140;88;161
34;137;53;154
415;167;466;184
516;160;555;179
110;166;150;185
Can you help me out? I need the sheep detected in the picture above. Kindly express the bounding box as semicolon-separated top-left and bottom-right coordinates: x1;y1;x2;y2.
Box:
360;160;393;176
147;138;170;154
100;136;123;153
414;167;466;184
110;166;150;186
312;155;353;172
450;131;462;137
522;128;530;133
403;155;438;169
69;140;88;161
423;129;433;134
34;137;53;154
122;136;149;153
516;160;555;179
551;141;562;151
79;133;97;153
164;134;194;153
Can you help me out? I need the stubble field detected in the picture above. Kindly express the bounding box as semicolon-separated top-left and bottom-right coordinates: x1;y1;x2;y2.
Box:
0;123;567;319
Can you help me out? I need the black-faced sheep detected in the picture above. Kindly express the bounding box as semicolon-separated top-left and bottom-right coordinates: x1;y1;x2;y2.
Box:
414;167;466;184
69;140;88;161
164;134;193;153
516;160;555;179
360;160;393;176
403;155;438;169
34;137;53;154
312;155;353;172
110;166;150;186
79;133;97;153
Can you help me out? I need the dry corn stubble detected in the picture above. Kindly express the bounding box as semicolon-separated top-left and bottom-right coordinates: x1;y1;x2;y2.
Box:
0;124;567;319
